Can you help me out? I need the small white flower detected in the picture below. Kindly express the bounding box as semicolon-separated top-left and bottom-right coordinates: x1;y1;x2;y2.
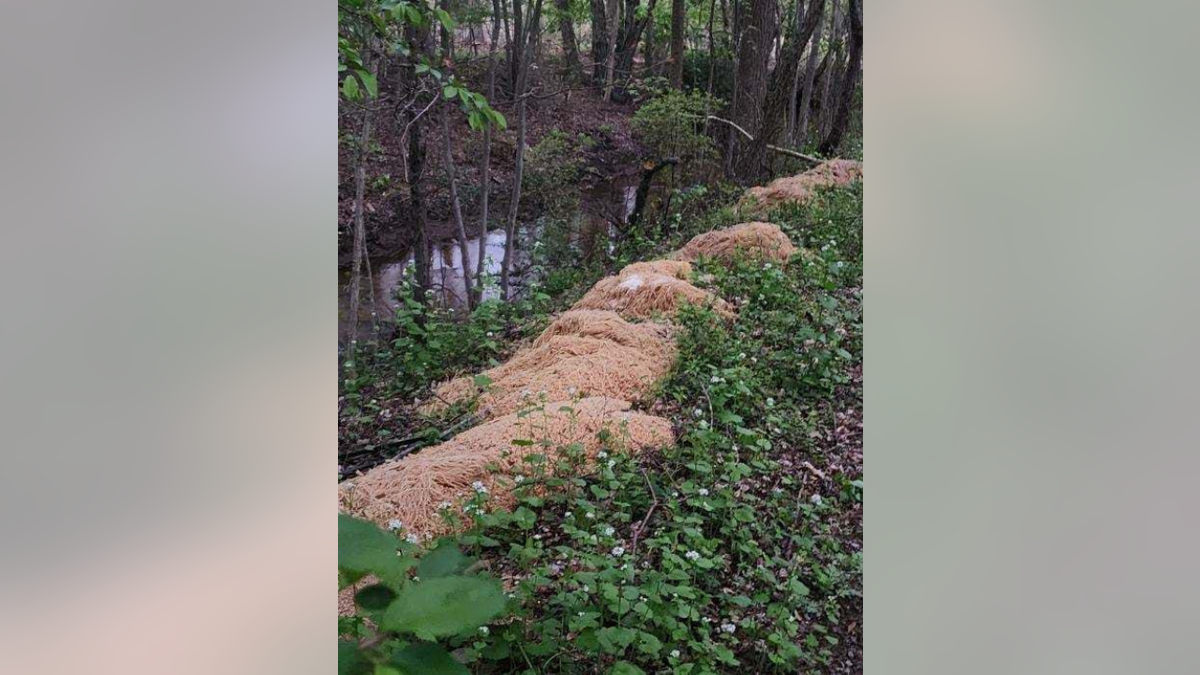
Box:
670;649;681;658
412;576;420;582
478;626;490;635
685;550;701;561
751;357;758;363
582;584;590;592
698;488;709;496
597;451;608;459
772;487;783;495
486;331;494;337
405;533;420;544
766;397;775;407
471;481;488;494
607;460;616;469
567;386;578;395
721;622;736;634
586;512;595;519
764;263;773;270
438;501;452;510
602;525;615;536
738;352;747;359
565;511;573;519
514;474;525;483
710;375;722;383
342;482;355;490
611;546;626;556
387;519;403;531
810;493;822;505
693;408;703;417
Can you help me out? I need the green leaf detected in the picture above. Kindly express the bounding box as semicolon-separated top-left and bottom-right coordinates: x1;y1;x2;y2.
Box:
342;75;360;100
417;540;472;579
359;71;378;98
443;85;458;99
433;8;457;31
473;373;493;388
338;514;410;584
389;642;469;675
382;576;506;639
609;662;646;675
338;640;372;675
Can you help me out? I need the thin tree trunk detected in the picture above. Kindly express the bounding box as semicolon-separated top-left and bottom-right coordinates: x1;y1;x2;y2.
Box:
476;0;503;302
670;0;685;87
440;101;476;309
817;0;860;156
794;0;824;147
501;0;545;299
785;0;806;143
704;0;717;95
817;0;841;140
602;0;620;99
347;97;373;345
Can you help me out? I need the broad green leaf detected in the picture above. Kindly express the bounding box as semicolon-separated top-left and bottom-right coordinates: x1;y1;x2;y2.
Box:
382;576;506;639
359;72;378;98
473;373;493;388
342;75;360;100
338;514;410;584
389;642;469;675
416;540;472;579
442;85;458;99
338;640;372;675
433;8;456;31
609;662;646;675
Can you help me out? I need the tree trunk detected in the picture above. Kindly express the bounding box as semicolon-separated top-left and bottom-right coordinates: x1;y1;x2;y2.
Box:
817;0;860;156
610;0;659;101
727;0;776;178
556;0;582;81
475;0;503;303
590;0;611;83
602;0;620;98
347;92;373;345
501;0;544;299
817;0;842;141
794;0;824;147
440;102;476;309
670;0;685;88
745;0;824;178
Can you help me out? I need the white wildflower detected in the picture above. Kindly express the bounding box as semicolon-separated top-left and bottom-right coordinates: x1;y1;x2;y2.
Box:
478;626;490;635
438;501;452;510
670;650;681;659
721;622;736;634
607;460;616;469
738;352;747;359
565;511;573;518
602;525;615;536
471;481;488;494
586;512;595;519
387;519;403;531
597;451;608;459
582;585;590;593
693;408;703;417
611;546;626;556
685;550;701;561
514;474;525;484
810;493;822;505
698;488;709;496
405;534;420;544
342;482;355;489
766;397;775;407
486;331;494;337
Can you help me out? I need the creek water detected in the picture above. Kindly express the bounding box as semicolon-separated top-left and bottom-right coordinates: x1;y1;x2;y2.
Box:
339;179;638;340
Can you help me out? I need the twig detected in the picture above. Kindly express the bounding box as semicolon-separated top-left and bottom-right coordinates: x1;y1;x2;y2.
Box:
704;115;823;164
629;468;660;557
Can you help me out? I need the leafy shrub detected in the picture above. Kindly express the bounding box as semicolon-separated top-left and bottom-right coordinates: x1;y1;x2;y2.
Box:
632;90;723;178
